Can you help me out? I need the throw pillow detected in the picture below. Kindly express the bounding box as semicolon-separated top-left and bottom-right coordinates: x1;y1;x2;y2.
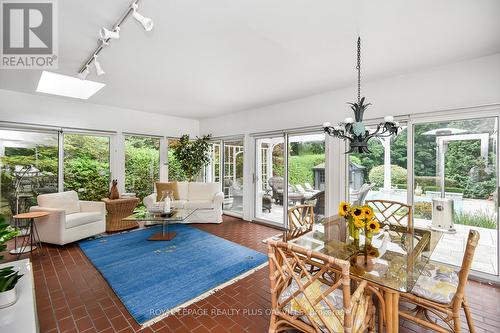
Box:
156;182;179;201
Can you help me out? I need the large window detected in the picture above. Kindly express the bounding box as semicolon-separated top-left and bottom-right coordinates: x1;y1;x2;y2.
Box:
125;135;160;200
287;133;326;219
167;138;187;182
63;133;110;201
348;126;408;204
0;129;59;219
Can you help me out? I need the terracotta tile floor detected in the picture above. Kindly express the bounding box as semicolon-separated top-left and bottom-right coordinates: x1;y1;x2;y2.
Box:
2;215;500;333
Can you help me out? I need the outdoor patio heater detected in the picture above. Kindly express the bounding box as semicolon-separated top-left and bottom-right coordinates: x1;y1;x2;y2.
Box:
424;128;465;234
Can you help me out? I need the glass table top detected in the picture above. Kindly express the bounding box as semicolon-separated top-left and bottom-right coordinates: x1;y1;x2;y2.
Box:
287;216;443;292
123;209;196;222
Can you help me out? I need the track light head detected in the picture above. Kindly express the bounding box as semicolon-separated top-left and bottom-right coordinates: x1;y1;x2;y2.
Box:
93;56;105;76
77;66;90;80
99;26;120;40
131;3;153;31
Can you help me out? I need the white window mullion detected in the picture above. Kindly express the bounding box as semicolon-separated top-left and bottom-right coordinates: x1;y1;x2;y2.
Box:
58;130;64;192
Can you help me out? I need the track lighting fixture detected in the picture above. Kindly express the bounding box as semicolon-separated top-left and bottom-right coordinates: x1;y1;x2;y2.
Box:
77;66;90;80
99;26;120;40
77;0;154;83
131;3;154;31
93;55;105;76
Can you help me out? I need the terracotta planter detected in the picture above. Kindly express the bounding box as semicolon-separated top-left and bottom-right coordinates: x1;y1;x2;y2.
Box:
0;287;18;308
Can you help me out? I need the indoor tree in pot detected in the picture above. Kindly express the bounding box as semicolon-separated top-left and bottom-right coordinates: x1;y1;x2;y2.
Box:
0;214;23;308
172;134;212;181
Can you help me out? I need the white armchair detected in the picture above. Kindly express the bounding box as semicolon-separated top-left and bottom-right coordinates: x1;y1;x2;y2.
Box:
30;191;105;245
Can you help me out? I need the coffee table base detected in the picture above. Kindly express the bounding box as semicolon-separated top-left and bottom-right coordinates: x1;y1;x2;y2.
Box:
148;232;177;241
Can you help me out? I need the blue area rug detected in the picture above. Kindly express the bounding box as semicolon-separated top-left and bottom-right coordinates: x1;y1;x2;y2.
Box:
78;224;267;325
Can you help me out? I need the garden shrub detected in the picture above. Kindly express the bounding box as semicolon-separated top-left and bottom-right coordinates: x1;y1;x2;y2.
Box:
464;179;496;199
368;165;407;189
64;158;109;201
454;210;496;229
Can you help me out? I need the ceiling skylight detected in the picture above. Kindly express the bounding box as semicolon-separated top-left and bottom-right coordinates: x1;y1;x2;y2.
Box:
36;71;105;99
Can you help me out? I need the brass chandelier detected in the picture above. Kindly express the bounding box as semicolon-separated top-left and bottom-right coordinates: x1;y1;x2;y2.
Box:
323;37;400;153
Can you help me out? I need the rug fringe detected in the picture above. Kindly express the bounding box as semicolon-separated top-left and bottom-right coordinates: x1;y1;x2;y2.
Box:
140;261;269;328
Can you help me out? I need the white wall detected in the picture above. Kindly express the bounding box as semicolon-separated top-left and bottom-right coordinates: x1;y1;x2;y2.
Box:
200;53;500;136
0;89;199;136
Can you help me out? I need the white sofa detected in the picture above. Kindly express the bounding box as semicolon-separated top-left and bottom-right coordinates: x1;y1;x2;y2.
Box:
30;191;106;245
143;181;224;223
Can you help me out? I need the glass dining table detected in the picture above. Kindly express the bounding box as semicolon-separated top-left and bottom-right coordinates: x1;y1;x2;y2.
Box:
285;215;443;333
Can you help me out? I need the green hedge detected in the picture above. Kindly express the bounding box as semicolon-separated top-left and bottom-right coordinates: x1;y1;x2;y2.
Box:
414;176;458;187
288;154;325;185
368;165;407;189
423;186;463;194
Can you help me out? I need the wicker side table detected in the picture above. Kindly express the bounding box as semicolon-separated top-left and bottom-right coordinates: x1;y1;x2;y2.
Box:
102;197;140;232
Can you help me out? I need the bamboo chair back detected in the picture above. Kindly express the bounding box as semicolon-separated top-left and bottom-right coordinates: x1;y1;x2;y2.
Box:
267;240;367;333
366;199;413;233
286;205;314;241
452;230;479;306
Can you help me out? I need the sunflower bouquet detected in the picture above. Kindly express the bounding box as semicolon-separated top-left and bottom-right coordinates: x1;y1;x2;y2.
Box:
338;201;380;245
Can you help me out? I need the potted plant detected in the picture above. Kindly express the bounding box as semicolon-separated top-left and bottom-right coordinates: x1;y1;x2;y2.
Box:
172;134;212;181
0;214;23;308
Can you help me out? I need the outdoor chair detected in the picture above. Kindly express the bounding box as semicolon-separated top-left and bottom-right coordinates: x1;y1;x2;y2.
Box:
399;230;480;333
303;191;325;217
267;240;375;333
351;183;374;206
268;177;304;205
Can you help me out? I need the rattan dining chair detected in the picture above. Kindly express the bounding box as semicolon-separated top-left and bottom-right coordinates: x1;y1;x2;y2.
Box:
285;205;315;241
365;199;413;231
267;240;375;333
399;230;480;333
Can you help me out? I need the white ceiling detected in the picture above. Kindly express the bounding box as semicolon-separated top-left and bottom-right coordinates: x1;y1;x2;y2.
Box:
1;0;499;119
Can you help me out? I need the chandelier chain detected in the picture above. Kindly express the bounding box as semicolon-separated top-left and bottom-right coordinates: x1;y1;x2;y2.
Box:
356;36;361;103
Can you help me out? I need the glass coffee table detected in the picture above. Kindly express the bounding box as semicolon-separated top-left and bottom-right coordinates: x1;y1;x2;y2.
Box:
123;209;196;241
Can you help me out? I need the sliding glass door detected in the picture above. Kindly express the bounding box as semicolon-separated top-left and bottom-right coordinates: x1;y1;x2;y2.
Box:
412;117;498;276
255;135;285;225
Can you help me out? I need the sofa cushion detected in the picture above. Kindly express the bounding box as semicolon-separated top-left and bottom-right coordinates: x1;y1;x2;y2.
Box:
177;182;189;200
184;200;214;209
37;191;80;215
155;182;179;201
65;212;102;229
188;182;220;200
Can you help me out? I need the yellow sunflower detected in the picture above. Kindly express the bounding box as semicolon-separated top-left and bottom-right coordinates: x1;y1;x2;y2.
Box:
366;219;380;233
353;217;365;229
338;201;350;217
363;206;374;219
351;206;364;220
